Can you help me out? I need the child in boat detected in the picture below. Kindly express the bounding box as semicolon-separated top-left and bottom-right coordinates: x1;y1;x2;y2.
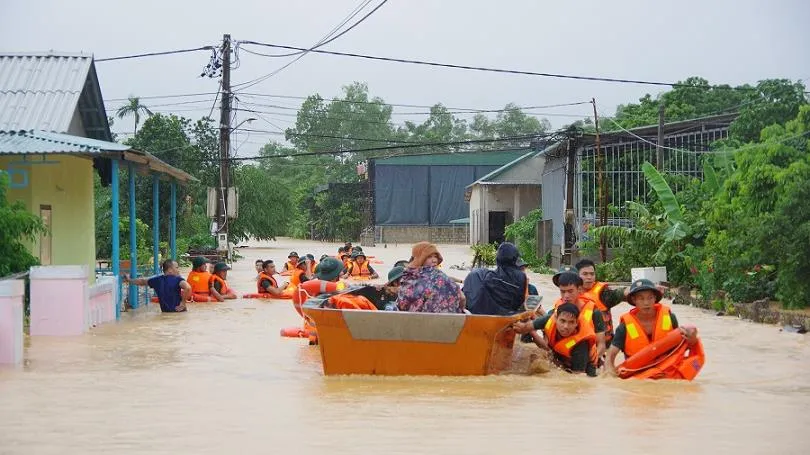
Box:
209;262;237;302
377;266;405;311
187;256;212;298
605;278;698;377
342;251;379;280
124;259;191;313
257;260;288;297
515;302;598;376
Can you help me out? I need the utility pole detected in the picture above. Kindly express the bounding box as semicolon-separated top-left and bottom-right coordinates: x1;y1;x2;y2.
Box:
592;98;607;262
656;103;665;170
217;34;232;259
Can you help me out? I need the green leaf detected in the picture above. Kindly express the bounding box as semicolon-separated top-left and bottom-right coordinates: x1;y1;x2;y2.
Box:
642;161;683;222
703;160;720;195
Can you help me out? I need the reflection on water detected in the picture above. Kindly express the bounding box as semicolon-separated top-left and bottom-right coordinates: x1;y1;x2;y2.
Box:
1;250;809;455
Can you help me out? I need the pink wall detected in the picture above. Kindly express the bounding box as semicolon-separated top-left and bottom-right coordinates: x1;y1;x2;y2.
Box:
0;279;24;364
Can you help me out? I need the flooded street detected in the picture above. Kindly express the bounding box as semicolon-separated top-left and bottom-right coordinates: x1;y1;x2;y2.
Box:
1;239;809;454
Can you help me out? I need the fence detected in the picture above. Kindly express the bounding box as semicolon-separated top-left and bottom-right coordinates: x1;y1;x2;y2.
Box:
575;116;733;244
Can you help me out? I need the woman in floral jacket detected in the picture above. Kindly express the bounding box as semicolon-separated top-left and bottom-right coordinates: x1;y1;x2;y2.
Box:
398;241;466;313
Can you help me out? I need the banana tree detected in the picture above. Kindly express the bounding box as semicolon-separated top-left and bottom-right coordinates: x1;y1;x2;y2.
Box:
589;161;692;265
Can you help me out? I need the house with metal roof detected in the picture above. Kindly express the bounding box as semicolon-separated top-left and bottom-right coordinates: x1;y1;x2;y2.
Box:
464;143;558;244
0;52;197;319
367;149;529;244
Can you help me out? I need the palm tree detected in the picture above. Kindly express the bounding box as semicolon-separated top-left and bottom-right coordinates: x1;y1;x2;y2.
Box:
115;96;153;135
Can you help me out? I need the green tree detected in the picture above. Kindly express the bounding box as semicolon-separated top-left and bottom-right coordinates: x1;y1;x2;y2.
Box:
705;105;810;308
729;79;808;143
115;96;154;134
228;164;292;242
0;171;46;276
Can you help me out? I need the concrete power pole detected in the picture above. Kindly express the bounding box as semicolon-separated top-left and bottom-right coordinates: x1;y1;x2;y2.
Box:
217;34;232;259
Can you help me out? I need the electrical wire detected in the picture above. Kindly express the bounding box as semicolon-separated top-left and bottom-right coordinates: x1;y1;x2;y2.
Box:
96;46;215;62
240;41;767;91
233;0;389;91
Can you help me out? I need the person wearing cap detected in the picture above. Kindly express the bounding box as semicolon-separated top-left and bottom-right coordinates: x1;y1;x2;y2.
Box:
314;257;344;283
377;266;405;311
124;259;192;313
187;256;213;297
257;260;288;297
552;267;607;360
289;256;313;287
393;259;410;268
516;302;599;376
574;259;635;347
605;278;698;377
209;262;237;302
341;251;379;280
281;252;300;276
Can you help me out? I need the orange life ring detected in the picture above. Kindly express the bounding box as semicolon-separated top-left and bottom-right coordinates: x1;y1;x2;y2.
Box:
241;292;293;300
150;294;218;303
280;326;308;338
618;329;706;381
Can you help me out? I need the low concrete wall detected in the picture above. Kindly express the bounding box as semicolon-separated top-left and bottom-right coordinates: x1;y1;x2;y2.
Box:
672;288;810;330
29;265;117;336
376;225;469;244
0;279;24;364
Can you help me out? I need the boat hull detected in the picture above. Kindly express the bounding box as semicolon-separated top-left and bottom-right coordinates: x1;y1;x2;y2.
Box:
302;307;528;376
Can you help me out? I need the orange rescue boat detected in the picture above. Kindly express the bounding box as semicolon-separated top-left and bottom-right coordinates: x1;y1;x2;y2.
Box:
302;300;532;376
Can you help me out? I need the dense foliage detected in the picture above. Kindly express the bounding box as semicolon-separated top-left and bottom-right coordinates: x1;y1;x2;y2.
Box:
583;78;809;308
0;171;45;276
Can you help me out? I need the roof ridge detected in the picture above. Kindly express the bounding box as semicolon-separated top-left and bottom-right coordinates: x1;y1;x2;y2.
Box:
0;52;93;58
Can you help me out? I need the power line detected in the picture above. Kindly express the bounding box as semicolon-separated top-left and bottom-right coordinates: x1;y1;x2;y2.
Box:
173;131;558;163
95;46;215;62
240;41;765;91
233;0;389;91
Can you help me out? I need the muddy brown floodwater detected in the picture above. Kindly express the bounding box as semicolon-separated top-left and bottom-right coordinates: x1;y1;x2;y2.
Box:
1;239;809;454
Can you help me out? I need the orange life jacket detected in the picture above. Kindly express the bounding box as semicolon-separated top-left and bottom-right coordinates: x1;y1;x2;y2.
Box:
257;272;278;294
209;274;230;295
187;270;212;294
284;260;298;271
329;294;377;311
581;282;614;343
290;268;306;287
553;298;597;334
348;260;371;277
620;304;674;358
543;311;597;366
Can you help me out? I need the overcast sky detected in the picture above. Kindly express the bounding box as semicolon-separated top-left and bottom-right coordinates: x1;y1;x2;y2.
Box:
2;0;808;157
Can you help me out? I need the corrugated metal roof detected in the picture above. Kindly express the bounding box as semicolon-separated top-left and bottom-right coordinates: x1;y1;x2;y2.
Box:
0;129;197;183
374;149;528;166
467;142;562;187
0;53;93;133
0;129;129;154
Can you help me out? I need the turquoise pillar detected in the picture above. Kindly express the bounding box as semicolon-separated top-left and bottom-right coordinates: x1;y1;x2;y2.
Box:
111;159;121;319
128;164;138;309
170;180;177;260
152;175;160;275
